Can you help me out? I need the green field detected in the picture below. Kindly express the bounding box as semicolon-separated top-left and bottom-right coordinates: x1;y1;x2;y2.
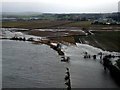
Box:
2;20;73;29
2;20;94;29
64;21;92;27
74;31;120;52
2;20;120;30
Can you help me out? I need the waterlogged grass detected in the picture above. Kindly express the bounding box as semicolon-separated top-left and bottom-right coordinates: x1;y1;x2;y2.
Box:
74;31;120;52
91;31;120;51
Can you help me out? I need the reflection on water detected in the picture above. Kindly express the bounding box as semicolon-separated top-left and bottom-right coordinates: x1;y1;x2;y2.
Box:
2;40;120;88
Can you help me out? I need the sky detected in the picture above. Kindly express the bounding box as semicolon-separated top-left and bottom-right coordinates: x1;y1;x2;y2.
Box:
1;0;120;13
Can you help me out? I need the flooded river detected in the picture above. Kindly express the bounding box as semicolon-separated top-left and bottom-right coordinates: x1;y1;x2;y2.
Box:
2;40;120;88
2;40;66;88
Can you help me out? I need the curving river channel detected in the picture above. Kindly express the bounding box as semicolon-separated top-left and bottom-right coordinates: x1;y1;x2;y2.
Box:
2;40;120;88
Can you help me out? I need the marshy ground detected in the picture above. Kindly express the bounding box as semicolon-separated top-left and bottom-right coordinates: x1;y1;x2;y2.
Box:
1;20;120;52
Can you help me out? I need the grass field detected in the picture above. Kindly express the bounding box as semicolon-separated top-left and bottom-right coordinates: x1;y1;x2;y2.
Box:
74;31;120;52
2;20;73;29
64;21;92;27
2;20;95;29
49;36;76;45
2;20;120;30
2;20;92;29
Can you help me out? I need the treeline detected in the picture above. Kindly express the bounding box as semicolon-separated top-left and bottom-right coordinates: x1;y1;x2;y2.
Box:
2;12;120;22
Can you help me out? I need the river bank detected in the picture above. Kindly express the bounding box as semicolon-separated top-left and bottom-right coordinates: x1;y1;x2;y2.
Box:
1;27;120;52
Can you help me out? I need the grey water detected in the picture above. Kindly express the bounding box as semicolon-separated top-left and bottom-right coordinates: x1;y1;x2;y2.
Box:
2;40;66;88
2;40;120;88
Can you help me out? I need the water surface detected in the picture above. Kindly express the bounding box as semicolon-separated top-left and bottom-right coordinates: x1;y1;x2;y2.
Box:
2;40;120;88
2;40;66;88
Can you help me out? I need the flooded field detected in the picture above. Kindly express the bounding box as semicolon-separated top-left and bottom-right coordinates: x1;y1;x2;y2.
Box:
2;40;120;88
